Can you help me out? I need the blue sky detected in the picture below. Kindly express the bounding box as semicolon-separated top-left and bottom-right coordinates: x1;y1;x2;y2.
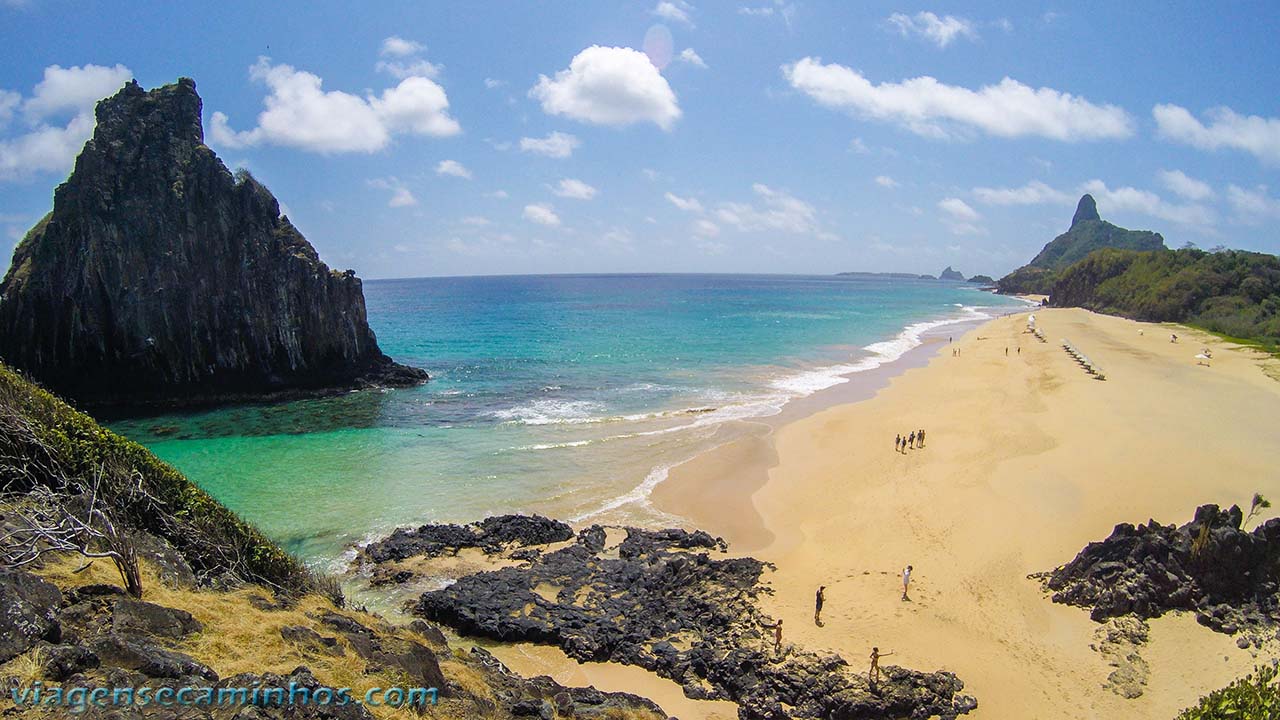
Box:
1;1;1278;279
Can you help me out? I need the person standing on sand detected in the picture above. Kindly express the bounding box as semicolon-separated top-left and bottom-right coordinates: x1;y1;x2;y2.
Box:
902;565;913;601
906;431;913;449
918;429;925;447
869;647;893;686
771;619;783;653
815;586;826;625
1005;347;1008;356
895;434;901;453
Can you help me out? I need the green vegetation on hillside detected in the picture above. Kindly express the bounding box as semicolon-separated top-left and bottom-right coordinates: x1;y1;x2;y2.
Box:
0;363;319;594
1050;247;1280;349
997;194;1165;295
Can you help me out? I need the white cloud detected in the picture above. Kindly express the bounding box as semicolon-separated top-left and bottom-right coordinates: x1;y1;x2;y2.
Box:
367;177;417;207
523;203;561;226
715;184;819;234
552;178;598;200
381;36;425;57
376;59;442;80
973;180;1074;206
21;63;133;121
1226;184;1280;223
848;137;870;154
1080;179;1213;227
435;159;472;179
209;57;459;154
654;0;694;25
598;227;636;252
972;178;1213;228
0;63;133;181
939;197;980;221
938;197;985;236
0;90;19;126
783;58;1133;141
530;46;681;130
678;48;708;68
1153;103;1280;164
519;131;580;158
486;190;509;199
693;218;720;237
887;11;977;48
1157;169;1214;201
739;1;796;26
665;191;704;212
874;175;899;188
484;78;505;89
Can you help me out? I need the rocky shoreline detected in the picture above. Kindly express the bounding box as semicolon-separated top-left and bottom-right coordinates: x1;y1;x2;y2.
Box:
362;515;978;720
1041;504;1280;642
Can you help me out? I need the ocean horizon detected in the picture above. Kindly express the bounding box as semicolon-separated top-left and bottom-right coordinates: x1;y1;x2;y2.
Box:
108;273;1029;575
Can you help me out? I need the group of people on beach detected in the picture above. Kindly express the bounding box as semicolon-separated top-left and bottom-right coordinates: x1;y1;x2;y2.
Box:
895;430;924;453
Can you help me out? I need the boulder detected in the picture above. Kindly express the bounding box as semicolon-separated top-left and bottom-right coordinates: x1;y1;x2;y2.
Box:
0;569;63;663
112;599;202;638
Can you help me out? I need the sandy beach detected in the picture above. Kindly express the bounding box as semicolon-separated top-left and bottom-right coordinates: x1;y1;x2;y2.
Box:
644;307;1280;718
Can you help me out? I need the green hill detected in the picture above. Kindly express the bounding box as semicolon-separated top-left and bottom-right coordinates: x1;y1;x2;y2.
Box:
998;195;1166;294
1049;247;1280;348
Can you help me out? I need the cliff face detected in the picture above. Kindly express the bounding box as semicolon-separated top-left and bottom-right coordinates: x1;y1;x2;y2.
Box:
939;266;965;281
0;78;425;408
997;194;1166;294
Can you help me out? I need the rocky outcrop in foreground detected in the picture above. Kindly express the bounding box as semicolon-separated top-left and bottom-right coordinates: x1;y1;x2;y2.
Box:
0;78;425;410
1043;504;1280;640
391;517;977;720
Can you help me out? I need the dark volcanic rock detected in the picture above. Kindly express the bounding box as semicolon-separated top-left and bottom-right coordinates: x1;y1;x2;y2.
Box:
0;78;426;410
88;632;217;681
0;569;63;663
412;521;975;720
42;643;101;680
362;514;574;563
112;599;202;638
1043;504;1280;634
939;266;965;281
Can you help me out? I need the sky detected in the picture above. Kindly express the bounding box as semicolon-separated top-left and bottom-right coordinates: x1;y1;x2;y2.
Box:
1;1;1278;279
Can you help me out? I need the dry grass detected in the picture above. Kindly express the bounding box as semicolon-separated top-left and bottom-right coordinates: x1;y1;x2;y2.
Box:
31;554;462;719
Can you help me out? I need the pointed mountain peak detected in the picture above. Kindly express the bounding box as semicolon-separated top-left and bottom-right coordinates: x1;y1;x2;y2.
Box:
1072;194;1100;226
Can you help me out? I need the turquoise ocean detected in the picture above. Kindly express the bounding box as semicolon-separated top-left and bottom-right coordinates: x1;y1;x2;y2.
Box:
109;274;1027;573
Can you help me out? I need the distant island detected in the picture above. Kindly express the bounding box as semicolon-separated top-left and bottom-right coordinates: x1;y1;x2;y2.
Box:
837;267;992;283
0;79;426;410
997;194;1280;349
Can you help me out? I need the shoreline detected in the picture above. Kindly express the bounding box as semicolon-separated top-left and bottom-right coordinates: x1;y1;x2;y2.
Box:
651;306;1280;718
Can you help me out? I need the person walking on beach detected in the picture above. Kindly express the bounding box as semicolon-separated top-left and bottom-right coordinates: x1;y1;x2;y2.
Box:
917;429;925;447
902;565;913;601
1005;347;1008;356
908;430;915;449
869;647;893;687
814;586;826;626
895;434;901;453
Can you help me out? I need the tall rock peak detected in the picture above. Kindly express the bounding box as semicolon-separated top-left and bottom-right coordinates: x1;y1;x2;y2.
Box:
1071;194;1100;227
0;78;426;409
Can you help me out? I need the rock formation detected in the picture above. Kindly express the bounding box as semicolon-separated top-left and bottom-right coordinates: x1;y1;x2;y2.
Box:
939;266;965;281
1041;504;1280;643
0;78;425;409
997;194;1165;295
391;518;977;720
